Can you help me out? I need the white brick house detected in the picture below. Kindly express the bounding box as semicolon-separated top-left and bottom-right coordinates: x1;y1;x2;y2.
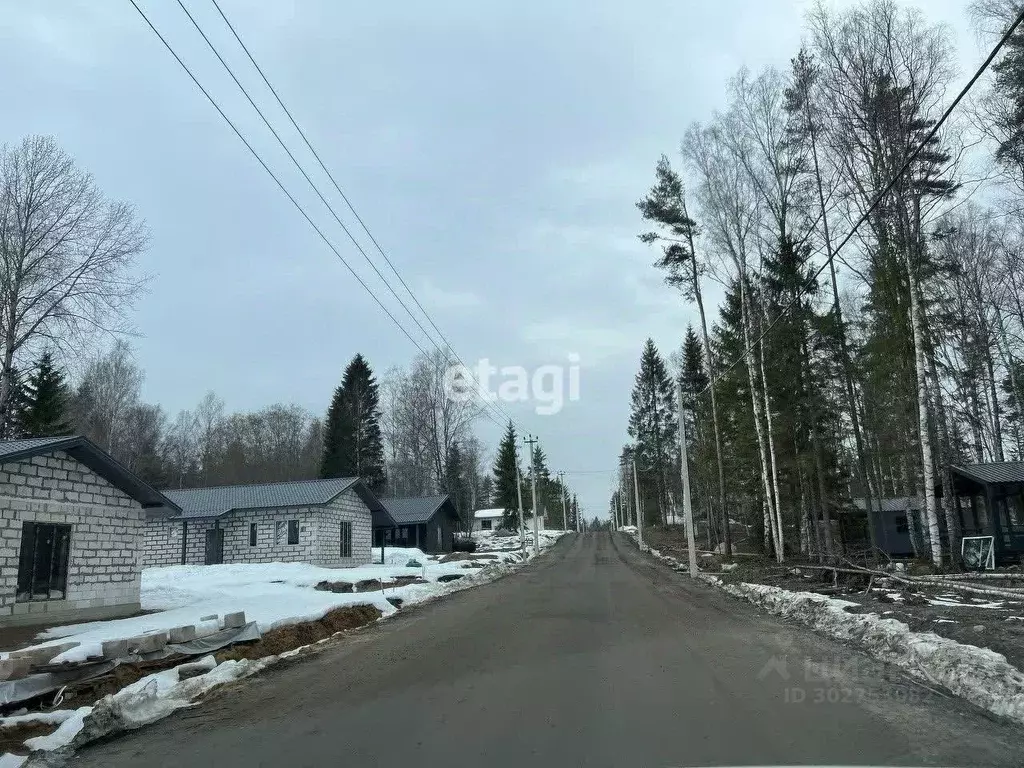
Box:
141;478;393;569
0;436;181;627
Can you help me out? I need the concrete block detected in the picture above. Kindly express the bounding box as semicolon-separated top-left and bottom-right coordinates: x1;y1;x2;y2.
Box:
10;641;80;666
199;614;218;622
168;625;196;644
0;658;32;681
127;632;168;654
222;611;246;629
101;639;129;660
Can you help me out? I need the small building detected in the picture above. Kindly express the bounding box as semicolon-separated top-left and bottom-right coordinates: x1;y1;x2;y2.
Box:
142;477;391;568
473;508;505;532
373;495;460;554
852;497;917;557
0;436;180;627
941;462;1024;563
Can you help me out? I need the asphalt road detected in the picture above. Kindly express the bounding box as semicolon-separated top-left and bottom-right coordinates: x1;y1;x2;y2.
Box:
72;532;1024;767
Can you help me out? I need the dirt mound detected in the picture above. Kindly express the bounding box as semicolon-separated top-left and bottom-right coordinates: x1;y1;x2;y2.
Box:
0;720;59;755
314;580;354;593
216;604;382;662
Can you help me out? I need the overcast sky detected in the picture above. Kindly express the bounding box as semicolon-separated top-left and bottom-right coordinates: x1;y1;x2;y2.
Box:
2;0;976;517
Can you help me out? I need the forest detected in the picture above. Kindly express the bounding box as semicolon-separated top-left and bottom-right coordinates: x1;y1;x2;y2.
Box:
620;0;1024;567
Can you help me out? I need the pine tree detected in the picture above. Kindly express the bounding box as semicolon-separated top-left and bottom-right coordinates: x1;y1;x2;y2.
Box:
492;421;520;529
627;339;677;525
320;354;386;493
444;442;468;526
21;353;71;438
0;366;30;438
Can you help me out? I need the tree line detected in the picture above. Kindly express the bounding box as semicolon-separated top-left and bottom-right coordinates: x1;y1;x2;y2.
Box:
622;0;1024;567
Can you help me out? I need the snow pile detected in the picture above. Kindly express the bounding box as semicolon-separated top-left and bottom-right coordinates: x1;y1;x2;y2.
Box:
705;576;1024;726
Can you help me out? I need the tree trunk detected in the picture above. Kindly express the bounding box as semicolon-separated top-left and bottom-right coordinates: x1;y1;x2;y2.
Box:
682;197;731;558
907;276;943;567
739;275;781;561
759;334;785;560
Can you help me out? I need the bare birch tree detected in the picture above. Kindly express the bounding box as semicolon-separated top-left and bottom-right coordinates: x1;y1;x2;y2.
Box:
0;136;147;434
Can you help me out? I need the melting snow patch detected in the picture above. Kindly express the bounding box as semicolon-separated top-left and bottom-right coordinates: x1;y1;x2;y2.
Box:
698;575;1024;726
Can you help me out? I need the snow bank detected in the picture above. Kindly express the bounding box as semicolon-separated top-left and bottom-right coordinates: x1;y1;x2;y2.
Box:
624;528;1024;726
15;549;524;663
706;577;1024;726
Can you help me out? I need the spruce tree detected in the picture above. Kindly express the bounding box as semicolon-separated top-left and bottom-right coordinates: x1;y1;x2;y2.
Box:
21;353;71;438
492;421;520;529
627;339;677;525
320;354;387;493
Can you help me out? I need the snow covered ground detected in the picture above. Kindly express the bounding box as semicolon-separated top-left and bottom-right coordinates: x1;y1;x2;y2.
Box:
3;543;545;665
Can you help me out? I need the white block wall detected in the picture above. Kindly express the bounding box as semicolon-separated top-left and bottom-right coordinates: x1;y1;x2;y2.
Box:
0;450;145;625
141;489;372;568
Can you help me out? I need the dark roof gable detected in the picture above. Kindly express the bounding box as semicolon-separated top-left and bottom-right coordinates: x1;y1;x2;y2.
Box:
953;461;1024;486
0;436;180;513
379;495;457;525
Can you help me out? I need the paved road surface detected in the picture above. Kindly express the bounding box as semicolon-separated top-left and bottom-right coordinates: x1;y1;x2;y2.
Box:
73;533;1024;767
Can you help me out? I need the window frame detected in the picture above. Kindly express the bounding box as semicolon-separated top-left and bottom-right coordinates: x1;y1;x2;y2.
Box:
340;520;352;558
287;519;300;546
249;522;258;547
480;519;492;531
17;522;72;602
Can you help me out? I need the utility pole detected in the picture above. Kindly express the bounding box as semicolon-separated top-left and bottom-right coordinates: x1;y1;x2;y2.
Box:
678;384;698;577
632;459;643;550
524;434;540;555
558;471;568;531
516;462;527;561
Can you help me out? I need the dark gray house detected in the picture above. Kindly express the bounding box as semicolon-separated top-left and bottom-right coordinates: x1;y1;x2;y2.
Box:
940;462;1024;563
852;497;917;557
373;495;460;554
142;477;394;568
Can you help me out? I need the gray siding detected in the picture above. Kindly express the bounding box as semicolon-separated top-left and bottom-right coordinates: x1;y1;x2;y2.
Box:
0;451;144;625
141;488;371;568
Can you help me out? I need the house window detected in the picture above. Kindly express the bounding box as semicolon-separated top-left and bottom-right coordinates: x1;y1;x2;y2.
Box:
17;522;71;602
287;520;299;545
340;521;352;558
399;526;408;542
480;519;492;531
436;525;441;548
249;523;257;547
894;514;909;535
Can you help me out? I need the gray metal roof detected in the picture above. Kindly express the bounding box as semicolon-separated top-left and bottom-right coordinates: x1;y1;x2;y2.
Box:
379;495;453;525
0;435;180;513
952;462;1024;486
852;497;920;513
165;477;361;520
0;436;77;460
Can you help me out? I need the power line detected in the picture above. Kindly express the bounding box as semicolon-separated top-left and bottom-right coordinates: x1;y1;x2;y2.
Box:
172;0;514;431
696;5;1024;398
208;0;466;368
202;0;520;432
130;1;513;430
127;0;431;361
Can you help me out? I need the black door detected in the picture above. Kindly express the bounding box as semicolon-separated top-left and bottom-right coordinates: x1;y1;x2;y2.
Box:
204;527;224;565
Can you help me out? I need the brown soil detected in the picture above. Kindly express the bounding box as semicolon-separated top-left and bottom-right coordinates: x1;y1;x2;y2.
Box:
214;604;382;662
354;579;383;592
314;580;354;593
0;721;59;755
436;574;464;583
388;576;428;587
0;610;158;654
714;556;1024;673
